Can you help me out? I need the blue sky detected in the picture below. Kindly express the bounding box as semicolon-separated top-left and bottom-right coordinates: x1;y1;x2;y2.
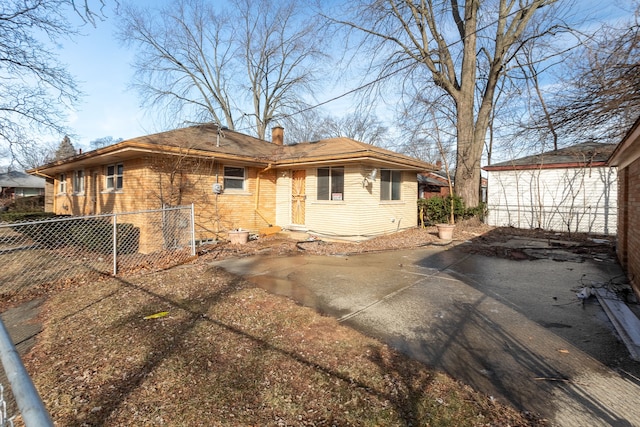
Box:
59;5;152;150
55;0;633;153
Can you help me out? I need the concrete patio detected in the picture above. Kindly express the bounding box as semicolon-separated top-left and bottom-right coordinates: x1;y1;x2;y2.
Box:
212;243;640;426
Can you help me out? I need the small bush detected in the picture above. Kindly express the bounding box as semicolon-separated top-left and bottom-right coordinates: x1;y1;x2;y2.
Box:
14;195;44;212
70;220;140;255
1;211;56;222
11;216;140;254
11;216;75;248
418;196;486;226
418;195;464;225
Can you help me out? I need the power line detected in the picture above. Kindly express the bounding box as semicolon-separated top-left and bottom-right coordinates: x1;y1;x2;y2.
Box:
235;1;559;136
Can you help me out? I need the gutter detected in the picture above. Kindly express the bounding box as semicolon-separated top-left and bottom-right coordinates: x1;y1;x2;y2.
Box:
483;161;609;172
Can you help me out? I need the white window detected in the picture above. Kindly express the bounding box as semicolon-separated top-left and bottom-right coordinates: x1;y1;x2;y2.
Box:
381;169;402;201
317;167;344;201
73;170;84;194
58;173;67;194
223;166;245;190
106;163;123;191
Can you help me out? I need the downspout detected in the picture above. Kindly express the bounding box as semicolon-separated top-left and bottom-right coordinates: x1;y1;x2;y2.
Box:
255;164;273;226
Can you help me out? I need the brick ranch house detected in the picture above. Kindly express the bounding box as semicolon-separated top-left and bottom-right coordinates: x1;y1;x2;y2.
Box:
28;125;436;251
608;117;640;299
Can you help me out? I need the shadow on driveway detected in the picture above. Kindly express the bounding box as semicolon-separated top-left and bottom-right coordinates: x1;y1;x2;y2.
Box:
212;241;640;426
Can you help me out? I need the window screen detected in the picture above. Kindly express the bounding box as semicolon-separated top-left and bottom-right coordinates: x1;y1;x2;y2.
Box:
317;167;344;200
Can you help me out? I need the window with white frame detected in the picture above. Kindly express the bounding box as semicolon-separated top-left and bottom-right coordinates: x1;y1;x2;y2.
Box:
106;163;123;191
73;170;85;194
58;173;67;194
380;169;402;200
317;167;344;201
223;166;245;190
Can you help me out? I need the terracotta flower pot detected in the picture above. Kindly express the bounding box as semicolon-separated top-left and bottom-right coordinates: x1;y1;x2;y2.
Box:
436;223;455;241
228;229;249;245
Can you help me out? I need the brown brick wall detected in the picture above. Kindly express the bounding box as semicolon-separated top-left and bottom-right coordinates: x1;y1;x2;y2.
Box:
627;158;639;295
618;168;628;268
51;155;277;251
618;159;640;296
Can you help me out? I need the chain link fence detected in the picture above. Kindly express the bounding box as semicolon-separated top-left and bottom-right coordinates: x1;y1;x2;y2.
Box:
486;204;617;235
0;205;195;301
0;205;195;425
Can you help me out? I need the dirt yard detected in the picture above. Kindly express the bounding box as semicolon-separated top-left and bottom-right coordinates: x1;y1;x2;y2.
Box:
200;219;617;263
7;222;618;426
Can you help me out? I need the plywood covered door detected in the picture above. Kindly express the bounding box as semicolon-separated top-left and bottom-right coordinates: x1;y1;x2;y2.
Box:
291;170;306;225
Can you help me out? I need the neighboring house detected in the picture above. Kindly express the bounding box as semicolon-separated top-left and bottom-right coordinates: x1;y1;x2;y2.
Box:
608;117;640;298
418;171;487;203
28;125;436;252
0;171;45;199
418;171;450;199
483;142;618;235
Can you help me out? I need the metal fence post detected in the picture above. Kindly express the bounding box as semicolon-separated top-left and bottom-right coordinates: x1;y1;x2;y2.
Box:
112;213;118;275
190;203;196;256
0;319;53;427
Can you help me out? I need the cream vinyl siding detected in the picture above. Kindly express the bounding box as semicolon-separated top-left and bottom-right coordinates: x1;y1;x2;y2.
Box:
275;172;292;226
300;166;417;240
486;166;617;235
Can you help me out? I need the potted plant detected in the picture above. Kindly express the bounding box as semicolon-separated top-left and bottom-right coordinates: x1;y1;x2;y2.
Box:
435;168;456;241
432;114;456;241
228;228;250;245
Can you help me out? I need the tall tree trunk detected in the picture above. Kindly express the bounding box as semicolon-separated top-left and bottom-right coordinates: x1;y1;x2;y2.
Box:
454;102;482;207
453;0;481;207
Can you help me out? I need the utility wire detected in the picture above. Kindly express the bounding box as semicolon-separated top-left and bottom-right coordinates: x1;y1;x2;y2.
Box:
234;1;561;136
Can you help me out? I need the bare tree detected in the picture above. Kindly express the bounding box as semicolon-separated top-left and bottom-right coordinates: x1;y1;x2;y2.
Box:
282;108;328;142
0;0;111;161
397;87;458;165
117;0;327;140
325;111;389;146
544;9;640;143
89;136;123;150
283;108;389;145
333;0;561;207
11;140;58;170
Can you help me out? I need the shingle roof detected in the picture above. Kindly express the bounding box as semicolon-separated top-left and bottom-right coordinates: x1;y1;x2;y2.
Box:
128;124;276;160
0;171;45;188
277;137;432;169
483;142;617;171
29;124;436;175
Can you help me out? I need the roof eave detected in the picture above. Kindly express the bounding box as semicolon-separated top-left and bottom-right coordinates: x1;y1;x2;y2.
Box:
483;161;610;172
275;153;436;171
609;117;640;168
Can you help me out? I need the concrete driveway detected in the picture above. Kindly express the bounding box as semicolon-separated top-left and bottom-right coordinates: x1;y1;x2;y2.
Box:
211;245;640;426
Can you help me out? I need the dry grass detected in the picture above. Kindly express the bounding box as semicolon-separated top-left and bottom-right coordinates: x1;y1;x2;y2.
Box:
18;224;558;426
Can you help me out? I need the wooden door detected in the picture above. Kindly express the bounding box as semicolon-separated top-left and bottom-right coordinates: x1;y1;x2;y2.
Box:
291;170;306;225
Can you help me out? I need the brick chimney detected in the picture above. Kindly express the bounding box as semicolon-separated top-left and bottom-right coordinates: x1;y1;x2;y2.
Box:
272;126;284;146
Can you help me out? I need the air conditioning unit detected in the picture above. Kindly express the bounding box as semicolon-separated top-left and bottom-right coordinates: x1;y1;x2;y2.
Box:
212;183;223;194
